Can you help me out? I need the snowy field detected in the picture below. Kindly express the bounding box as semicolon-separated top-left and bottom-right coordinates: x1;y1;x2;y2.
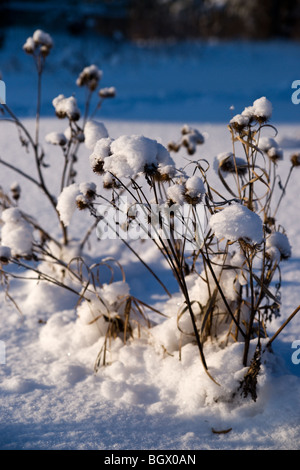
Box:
0;28;300;450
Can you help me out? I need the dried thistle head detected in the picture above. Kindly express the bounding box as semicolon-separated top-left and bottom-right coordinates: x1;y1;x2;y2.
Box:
143;162;175;183
76;194;89;211
181;125;204;155
40;45;51;58
216;152;247;176
264;215;276;228
76;65;103;91
0;246;11;265
103;173;120;189
167;141;181;153
52;95;81;122
252;97;273;124
10;182;21;201
79;182;97;201
230;114;250;133
99;87;116;99
291;152;300;167
167;126;204;156
156;164;176;182
45;132;68;147
184;174;205;205
23;37;36;55
92;160;105;175
23;30;53;57
267;146;283;163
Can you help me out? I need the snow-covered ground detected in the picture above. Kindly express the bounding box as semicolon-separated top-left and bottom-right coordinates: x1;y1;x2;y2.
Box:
0;28;300;450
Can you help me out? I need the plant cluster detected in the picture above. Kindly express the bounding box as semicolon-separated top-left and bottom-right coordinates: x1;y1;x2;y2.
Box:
0;30;299;400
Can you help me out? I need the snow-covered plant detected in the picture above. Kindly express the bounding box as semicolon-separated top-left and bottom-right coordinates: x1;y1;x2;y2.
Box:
0;35;108;300
0;30;299;402
75;99;300;398
0;30;164;369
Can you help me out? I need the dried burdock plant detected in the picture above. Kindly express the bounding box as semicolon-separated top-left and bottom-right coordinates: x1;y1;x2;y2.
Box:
78;94;299;395
0;29;117;319
0;30;299;397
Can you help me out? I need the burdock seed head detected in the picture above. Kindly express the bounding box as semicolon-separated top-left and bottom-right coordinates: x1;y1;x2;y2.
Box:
291;152;300;167
0;246;11;264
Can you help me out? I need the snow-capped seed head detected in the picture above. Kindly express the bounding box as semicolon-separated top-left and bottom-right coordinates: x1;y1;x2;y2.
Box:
40;45;51;58
153;143;176;181
181;126;204;155
90;159;105;175
168;126;204;156
10;182;21;201
181;125;192;135
102;135;156;179
45;132;68;147
181;125;203;142
52;95;80;121
266;231;291;260
93;135;175;181
266;246;281;263
56;183;81;227
290;152;300;167
264;215;276;228
76;194;89;211
241;105;255;120
157;164;176;181
167;141;181;152
79;182;97;200
103;173;120;189
209;203;264;245
167;183;185;206
216;152;247;175
32;29;53;48
144;160;176;183
23;37;36;55
23;30;53;58
230;113;250;132
52;95;67;118
89;137;114;175
267;146;283;163
57;182;96;225
98;87;116;98
184;175;205;204
252;97;272;123
0;246;11;264
76;65;103;91
258;137;282;162
258;136;278;153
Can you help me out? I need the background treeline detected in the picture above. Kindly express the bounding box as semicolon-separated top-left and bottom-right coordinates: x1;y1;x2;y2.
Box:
1;0;300;41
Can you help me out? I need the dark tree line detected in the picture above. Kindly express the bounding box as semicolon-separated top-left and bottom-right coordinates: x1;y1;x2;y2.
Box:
1;0;300;40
